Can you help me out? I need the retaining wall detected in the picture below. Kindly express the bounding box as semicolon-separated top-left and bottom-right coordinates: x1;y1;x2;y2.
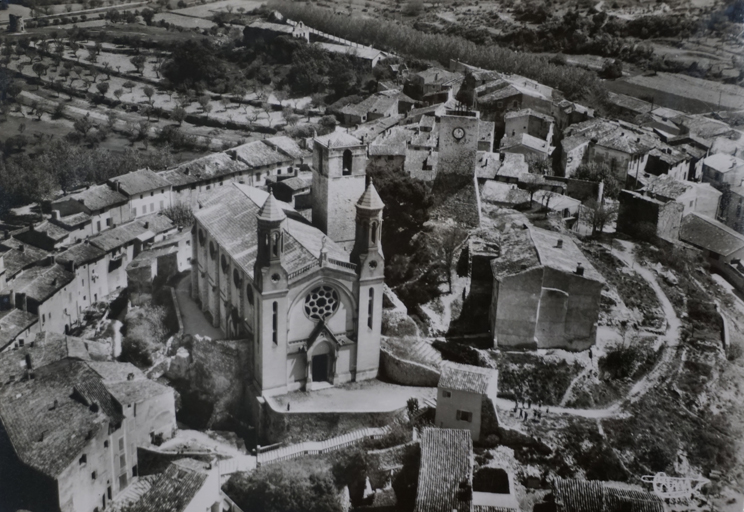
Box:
379;348;440;387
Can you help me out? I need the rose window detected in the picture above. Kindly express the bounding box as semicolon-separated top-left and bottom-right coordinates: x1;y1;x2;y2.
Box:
304;285;340;321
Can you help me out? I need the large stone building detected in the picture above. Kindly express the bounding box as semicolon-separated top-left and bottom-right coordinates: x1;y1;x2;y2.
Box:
192;135;385;396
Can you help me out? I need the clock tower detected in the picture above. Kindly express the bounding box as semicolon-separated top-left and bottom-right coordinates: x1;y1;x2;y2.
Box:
438;109;481;176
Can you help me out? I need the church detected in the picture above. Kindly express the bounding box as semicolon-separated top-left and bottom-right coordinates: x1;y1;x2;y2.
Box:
191;132;385;397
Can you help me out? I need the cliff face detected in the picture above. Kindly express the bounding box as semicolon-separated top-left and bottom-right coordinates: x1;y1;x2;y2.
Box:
166;335;251;433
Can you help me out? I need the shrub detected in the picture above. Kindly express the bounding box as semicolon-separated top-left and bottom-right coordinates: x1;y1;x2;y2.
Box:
432;340;482;367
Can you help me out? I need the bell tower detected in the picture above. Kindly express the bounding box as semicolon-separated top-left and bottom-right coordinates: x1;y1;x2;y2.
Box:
352;181;385;382
311;133;368;251
254;191;290;395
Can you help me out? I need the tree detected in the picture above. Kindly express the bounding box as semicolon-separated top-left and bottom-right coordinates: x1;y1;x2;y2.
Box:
162;203;194;227
123;80;135;92
32;62;47;83
131;54;146;75
102;61;112;79
171;105;186;126
74;113;94;135
143;85;155;105
224;462;342;512
440;225;467;292
113;88;124;101
573;162;622;199
261;102;273;127
30;100;43;121
197;94;211;112
600;58;623;79
96;81;110;97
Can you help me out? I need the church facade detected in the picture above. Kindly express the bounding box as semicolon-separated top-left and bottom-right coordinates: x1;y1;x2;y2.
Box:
191;133;385;397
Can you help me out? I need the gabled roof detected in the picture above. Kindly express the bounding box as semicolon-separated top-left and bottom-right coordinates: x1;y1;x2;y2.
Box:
53;184;127;212
500;133;553;154
56;241;107;266
12;263;75;303
643;174;693;200
89;216;174;253
680;212;744;257
414;428;473;512
703;153;744;174
194;184;348;281
274;173;313;192
264;136;308;160
504;108;555;123
530;227;604;284
111;459;211;512
109;169;171;196
481;181;530;206
160;153;246;187
0;309;38;351
0;238;51;280
553;478;664;512
439;361;497;395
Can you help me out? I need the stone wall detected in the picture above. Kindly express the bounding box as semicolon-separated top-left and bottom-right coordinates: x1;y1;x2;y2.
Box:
379;348;440;387
257;399;400;445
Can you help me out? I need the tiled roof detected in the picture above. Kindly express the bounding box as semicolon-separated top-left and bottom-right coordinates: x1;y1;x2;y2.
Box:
0;239;51;280
264;136;308;160
195;184;347;280
87;361;145;383
0;309;37;350
478;84;522;105
137;213;176;235
495;153;528;179
481;181;530;206
500;133;552;154
405;149;439;180
315;42;383;61
248;19;294;33
54;211;92;228
314;131;363;148
229;140;296;169
530;227;604;283
415;68;461;85
113;459;210;512
439;361;497;395
54;184;127;212
0;358;123;478
680;212;744;257
109;169;171;196
276;174;313;192
106;379;172;405
56;241;107;266
89;222;151;252
643;174;692;200
553;478;664;512
160;153;246;186
12;263;75;303
0;332;93;375
414;428;473;512
32;221;70;241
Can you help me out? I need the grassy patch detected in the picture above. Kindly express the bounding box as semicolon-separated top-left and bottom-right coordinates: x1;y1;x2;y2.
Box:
495;352;581;406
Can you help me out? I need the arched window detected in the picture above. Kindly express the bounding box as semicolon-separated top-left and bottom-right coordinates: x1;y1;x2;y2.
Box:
367;288;374;329
342;149;353;176
370;222;378;244
272;232;280;257
272;302;278;344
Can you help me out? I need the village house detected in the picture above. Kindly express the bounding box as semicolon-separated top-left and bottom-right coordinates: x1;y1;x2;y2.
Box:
271;173;313;211
13;220;73;252
108;169;173;220
616;190;684;243
499;132;554;161
536;478;665;512
0;332;176;512
338;91;415;126
434;361;499;442
109;458;238;512
487;219;605;351
680;212;744;291
56;241;109;332
242;19;310;44
227;137;309;188
159;152;248;208
414;428;473;512
642;174;722;218
480;181;531;210
192;162;385;396
702;153;744;187
503;108;555;143
404;67;463;104
51;184;132;236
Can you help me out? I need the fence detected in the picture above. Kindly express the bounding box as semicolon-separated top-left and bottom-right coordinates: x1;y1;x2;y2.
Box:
256;426;390;467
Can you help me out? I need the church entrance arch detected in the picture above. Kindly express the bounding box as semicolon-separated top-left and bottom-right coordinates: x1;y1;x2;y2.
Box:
312;353;330;383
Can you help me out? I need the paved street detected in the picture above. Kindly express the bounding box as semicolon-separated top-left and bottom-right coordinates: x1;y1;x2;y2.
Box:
174;272;225;340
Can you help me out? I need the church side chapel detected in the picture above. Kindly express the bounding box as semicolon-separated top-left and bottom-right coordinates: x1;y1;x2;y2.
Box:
191;133;385;397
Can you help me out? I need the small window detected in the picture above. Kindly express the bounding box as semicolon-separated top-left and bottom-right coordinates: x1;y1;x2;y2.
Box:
456;410;473;422
120;454;126;470
150;192;154;197
118;438;124;451
443;390;451;398
104;440;109;448
79;454;87;466
92;471;97;480
107;218;112;226
132;207;137;216
150;204;154;213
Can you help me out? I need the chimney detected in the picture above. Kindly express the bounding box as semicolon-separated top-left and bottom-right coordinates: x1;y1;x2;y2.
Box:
144;221;149;229
556;239;563;249
52;210;60;221
575;263;585;276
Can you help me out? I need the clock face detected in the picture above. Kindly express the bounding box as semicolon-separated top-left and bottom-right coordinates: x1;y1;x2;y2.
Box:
452;127;465;140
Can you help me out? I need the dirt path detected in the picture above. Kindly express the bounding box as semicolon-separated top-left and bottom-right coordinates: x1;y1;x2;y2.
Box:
496;240;681;420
